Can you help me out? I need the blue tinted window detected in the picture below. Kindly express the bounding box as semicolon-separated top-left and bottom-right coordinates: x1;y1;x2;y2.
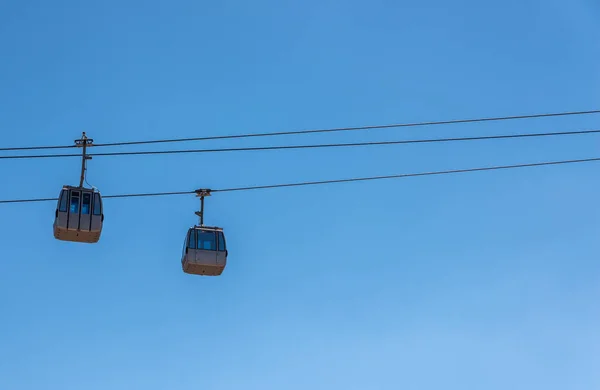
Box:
197;230;216;250
187;229;196;249
82;193;91;215
58;190;68;212
93;193;102;215
218;232;226;251
70;191;80;214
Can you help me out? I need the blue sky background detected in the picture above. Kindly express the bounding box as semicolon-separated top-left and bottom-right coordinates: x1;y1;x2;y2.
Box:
1;0;599;389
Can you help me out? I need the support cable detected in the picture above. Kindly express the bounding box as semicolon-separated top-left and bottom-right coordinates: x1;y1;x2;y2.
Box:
1;108;599;152
1;156;598;204
0;129;599;160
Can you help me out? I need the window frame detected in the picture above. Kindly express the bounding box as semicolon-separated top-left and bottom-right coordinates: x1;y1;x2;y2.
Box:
70;191;81;214
196;230;217;251
182;232;189;259
187;229;197;249
58;190;68;212
217;231;226;251
81;192;91;215
93;193;102;216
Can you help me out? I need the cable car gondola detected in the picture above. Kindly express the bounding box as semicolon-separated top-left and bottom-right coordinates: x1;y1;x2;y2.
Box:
182;226;227;276
181;189;228;276
53;132;104;244
54;185;104;243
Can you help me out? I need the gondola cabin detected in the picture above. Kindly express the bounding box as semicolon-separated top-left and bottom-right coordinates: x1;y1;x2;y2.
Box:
53;185;104;243
181;226;227;276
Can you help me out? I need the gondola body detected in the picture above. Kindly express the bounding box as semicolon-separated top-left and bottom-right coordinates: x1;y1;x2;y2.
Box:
53;185;104;243
181;226;227;276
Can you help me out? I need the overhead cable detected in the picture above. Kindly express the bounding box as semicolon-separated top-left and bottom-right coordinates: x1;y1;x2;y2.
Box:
1;156;598;204
1;129;599;160
1;108;599;152
92;109;600;147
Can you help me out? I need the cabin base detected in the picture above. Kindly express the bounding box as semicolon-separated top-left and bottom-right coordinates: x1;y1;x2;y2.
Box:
54;225;101;244
182;261;224;276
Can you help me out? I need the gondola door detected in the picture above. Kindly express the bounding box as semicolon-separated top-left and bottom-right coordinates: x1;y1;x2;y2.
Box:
195;229;218;268
67;190;81;231
79;192;92;232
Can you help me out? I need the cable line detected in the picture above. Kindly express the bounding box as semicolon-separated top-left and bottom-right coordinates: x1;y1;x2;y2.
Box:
1;156;598;204
93;109;600;147
1;129;599;160
1;108;599;152
212;157;600;193
0;144;77;152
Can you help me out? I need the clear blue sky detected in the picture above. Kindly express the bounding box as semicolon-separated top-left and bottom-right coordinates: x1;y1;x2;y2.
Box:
1;1;599;389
